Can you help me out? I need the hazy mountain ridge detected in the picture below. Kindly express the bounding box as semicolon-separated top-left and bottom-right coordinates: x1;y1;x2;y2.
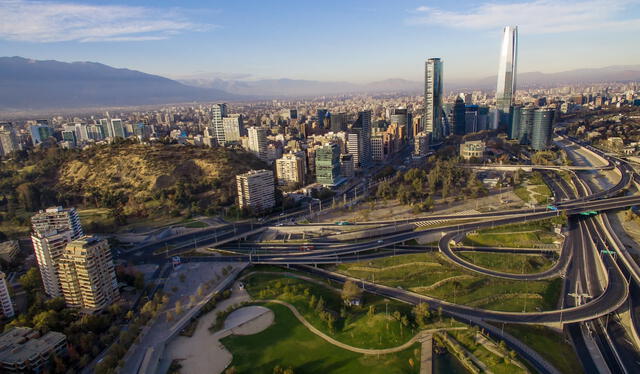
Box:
178;77;423;97
181;66;640;94
0;56;236;110
1;56;639;110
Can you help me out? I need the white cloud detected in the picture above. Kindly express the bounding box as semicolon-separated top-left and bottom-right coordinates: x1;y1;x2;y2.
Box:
408;0;640;34
0;0;212;43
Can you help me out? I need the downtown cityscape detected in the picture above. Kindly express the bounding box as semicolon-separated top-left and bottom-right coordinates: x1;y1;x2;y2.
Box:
1;1;640;374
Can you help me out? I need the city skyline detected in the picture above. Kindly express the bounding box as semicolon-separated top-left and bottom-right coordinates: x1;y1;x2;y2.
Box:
0;0;639;83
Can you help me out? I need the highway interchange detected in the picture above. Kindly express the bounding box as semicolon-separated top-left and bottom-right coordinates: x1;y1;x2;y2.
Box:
122;136;640;374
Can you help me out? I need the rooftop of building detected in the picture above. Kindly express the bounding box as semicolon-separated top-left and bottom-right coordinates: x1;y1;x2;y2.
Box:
0;240;18;254
0;327;66;365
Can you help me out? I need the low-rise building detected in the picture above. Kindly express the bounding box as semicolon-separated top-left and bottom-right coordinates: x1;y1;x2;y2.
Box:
459;140;486;160
0;327;66;373
0;241;19;264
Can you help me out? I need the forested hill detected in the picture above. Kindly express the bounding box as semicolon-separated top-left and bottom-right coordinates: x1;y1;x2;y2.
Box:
0;142;268;234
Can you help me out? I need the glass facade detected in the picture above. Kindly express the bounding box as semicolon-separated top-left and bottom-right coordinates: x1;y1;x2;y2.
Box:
531;109;554;151
315;143;341;186
495;26;518;129
424;58;443;142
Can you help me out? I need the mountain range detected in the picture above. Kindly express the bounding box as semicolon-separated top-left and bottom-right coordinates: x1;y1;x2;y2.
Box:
1;56;639;110
0;57;233;110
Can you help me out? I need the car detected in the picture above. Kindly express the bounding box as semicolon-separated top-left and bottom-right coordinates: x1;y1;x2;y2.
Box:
279;212;285;216
376;239;384;244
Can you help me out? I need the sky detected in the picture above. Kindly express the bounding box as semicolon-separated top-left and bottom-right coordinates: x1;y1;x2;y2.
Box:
1;0;639;83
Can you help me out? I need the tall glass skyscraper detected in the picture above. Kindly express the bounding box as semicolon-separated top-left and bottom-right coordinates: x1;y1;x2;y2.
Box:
531;109;554;151
424;58;443;143
494;26;518;129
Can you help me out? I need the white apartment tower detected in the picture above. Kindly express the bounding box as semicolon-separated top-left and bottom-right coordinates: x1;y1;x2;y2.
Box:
0;271;14;318
212;103;228;143
57;236;119;312
236;170;276;213
275;153;305;186
30;207;84;298
247;127;269;161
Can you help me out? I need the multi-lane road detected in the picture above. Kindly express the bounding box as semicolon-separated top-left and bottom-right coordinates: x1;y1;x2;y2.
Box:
122;135;640;374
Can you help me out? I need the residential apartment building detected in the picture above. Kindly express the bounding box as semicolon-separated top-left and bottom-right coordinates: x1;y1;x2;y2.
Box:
236;170;276;213
275;153;305;187
30;207;84;297
0;240;19;263
0;272;14;318
0;327;66;373
247;127;269;161
57;236;119;312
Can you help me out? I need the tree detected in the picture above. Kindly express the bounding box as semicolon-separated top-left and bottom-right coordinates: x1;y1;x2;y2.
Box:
33;310;59;332
19;268;42;294
412;303;431;328
341;280;362;304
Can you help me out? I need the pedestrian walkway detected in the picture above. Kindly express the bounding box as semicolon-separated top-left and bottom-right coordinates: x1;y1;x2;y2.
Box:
419;333;433;374
414;219;449;228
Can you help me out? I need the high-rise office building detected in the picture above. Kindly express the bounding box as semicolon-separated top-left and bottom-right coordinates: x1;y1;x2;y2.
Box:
317;109;329;129
347;132;361;168
452;97;466;136
212;103;229;143
99;119;111;138
58;236;119;312
424;58;444;142
275;153;305;186
389;108;410;140
30;207;84;298
110;119;125;138
494;26;518;129
247;127;269;161
351;110;372;167
236;170;275;213
518;107;535;145
315;143;341;186
509;105;523;140
330;112;347;133
531;108;555;151
0;271;14;318
30;124;53;146
0;127;19;157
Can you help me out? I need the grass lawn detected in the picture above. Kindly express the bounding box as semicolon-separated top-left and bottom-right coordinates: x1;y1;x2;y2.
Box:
242;272;459;349
448;330;526;374
462;219;561;248
333;252;562;313
181;220;208;228
222;302;421;374
78;208;115;227
499;324;582;374
514;186;531;203
458;252;556;274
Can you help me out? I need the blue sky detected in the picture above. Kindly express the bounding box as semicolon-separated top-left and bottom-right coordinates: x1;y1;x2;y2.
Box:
1;0;639;83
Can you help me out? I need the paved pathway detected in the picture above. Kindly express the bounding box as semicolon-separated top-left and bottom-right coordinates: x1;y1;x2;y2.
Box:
419;333;433;374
